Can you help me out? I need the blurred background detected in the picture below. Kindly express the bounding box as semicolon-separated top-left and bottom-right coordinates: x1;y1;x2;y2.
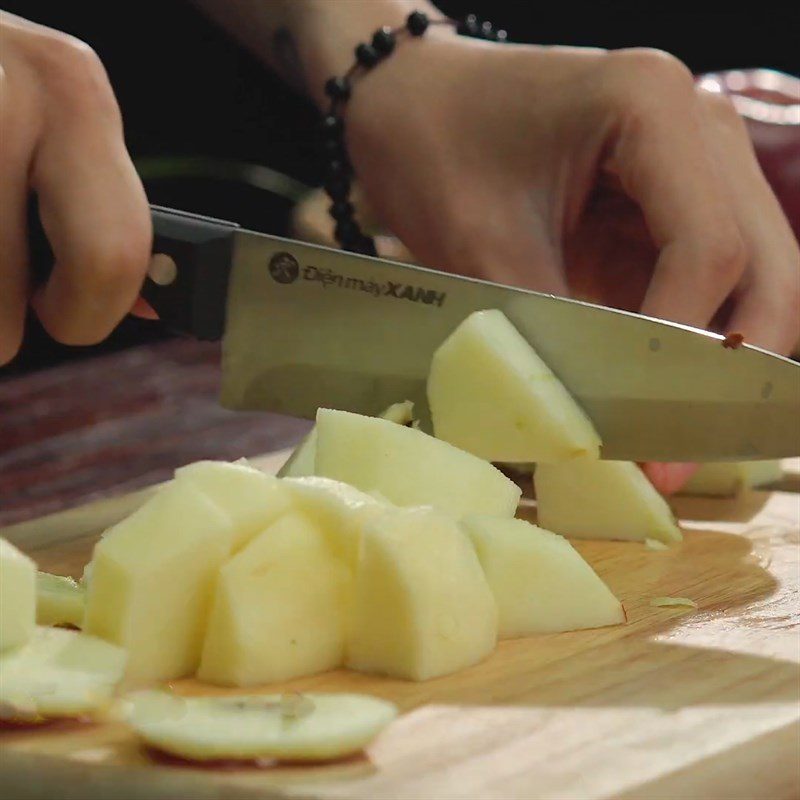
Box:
4;0;800;375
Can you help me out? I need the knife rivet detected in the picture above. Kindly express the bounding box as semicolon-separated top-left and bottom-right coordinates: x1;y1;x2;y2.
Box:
148;253;178;286
648;337;661;352
761;381;773;400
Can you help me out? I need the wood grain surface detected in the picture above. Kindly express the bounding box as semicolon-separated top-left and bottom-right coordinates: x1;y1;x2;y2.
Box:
0;340;310;527
1;450;798;800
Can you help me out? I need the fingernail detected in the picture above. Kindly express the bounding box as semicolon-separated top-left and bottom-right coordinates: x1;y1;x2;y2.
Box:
130;296;159;320
642;462;699;495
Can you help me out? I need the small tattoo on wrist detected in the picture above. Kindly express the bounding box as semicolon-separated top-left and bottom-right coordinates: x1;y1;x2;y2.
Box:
271;27;308;94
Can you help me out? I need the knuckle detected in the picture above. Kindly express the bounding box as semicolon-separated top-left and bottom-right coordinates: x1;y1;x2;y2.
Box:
606;48;694;95
699;89;746;129
35;34;119;116
699;228;748;282
79;234;151;294
99;250;148;287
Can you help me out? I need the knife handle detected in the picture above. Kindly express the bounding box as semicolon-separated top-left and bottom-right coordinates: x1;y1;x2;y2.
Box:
27;201;238;341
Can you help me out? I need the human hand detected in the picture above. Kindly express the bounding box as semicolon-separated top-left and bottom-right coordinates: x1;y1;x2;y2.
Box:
345;37;799;358
336;31;799;494
0;12;151;366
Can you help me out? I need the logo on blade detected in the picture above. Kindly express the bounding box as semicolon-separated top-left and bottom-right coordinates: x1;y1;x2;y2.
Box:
267;253;447;308
268;252;300;284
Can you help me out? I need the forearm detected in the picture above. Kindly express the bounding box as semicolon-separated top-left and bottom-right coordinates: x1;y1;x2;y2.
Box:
190;0;443;106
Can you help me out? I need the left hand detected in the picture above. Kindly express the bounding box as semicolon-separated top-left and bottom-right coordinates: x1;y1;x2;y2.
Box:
336;32;800;495
343;38;799;358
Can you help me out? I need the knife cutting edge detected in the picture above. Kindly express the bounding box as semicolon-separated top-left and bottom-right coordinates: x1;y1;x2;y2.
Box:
27;204;800;462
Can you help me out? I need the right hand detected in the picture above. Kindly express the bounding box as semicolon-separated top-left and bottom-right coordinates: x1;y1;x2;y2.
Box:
0;12;152;366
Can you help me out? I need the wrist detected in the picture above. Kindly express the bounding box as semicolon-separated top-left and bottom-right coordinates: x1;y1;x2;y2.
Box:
290;0;445;107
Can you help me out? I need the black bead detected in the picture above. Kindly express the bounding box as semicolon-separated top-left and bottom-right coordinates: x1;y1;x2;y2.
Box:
372;26;396;55
326;158;351;180
335;219;361;243
406;10;429;36
322;138;346;158
495;29;508;42
328;200;355;222
324;174;351;198
321;114;343;137
356;236;378;256
457;14;479;37
324;76;351;101
355;43;380;68
480;21;494;39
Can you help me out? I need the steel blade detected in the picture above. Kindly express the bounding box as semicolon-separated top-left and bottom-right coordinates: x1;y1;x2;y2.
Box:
220;232;800;462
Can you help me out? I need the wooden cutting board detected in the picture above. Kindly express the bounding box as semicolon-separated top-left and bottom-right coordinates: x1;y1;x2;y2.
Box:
2;453;799;800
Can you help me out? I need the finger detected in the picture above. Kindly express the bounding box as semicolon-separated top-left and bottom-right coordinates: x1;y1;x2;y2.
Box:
0;57;40;364
28;43;151;345
603;50;747;329
642;462;699;496
697;88;800;355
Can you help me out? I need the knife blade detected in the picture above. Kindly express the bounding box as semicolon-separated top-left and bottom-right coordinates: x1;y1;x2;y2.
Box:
29;205;800;462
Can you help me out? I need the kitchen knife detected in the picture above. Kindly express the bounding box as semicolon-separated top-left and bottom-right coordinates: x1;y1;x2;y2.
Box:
29;204;800;462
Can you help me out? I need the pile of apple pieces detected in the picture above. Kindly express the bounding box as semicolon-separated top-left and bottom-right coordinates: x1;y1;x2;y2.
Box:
0;539;397;762
16;311;670;680
79;434;629;691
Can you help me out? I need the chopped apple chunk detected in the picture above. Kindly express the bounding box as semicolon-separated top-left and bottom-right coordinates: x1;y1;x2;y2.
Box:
462;516;625;637
679;460;783;496
283;476;388;570
278;400;416;479
276;428;318;479
315;409;520;518
0;627;126;721
428;310;601;462
175;460;292;551
198;512;350;686
126;691;397;762
0;538;36;653
348;507;497;681
535;458;682;544
83;481;234;684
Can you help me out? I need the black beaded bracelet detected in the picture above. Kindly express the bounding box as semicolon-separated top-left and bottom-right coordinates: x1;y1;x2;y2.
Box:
321;11;507;256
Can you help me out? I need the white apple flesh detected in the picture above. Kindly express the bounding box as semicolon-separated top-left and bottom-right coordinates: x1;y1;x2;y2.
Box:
679;460;783;496
126;690;397;762
0;538;36;652
175;460;292;551
462;516;625;636
83;480;234;684
315;409;520;518
283;476;388;570
535;458;682;544
428;310;601;463
198;512;350;686
348;507;497;681
0;626;126;721
277;399;416;479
